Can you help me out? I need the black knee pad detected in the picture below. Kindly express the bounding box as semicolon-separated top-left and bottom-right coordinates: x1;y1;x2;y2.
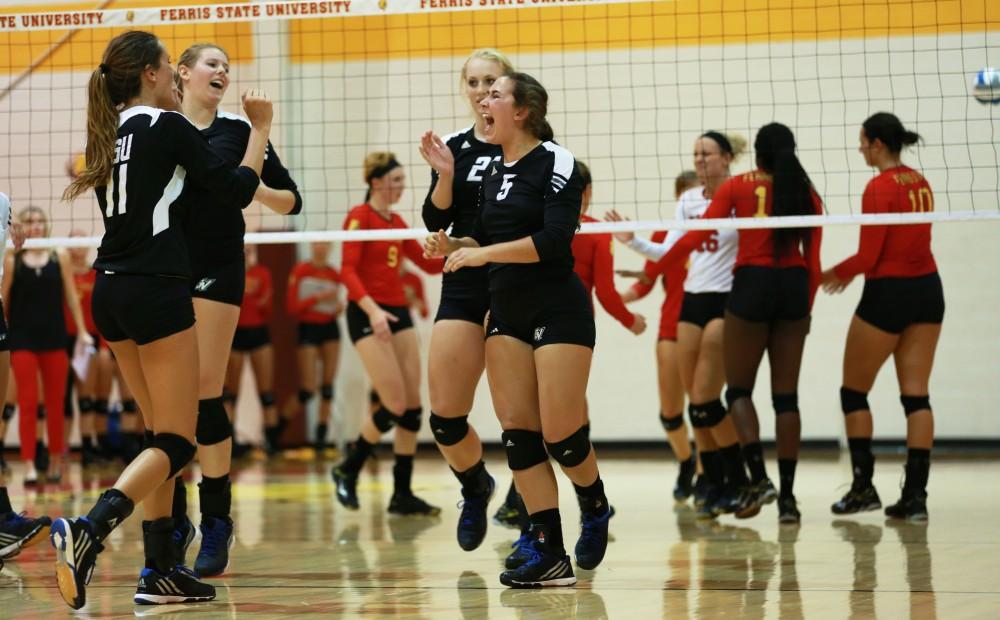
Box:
369;389;381;405
153;433;196;478
320;384;334;401
689;400;727;429
78;397;95;413
660;412;685;432
94;399;109;415
2;403;14;422
222;391;237;407
143;429;155;449
398;407;422;432
900;395;931;416
772;393;799;416
502;429;548;471
123;399;138;414
430;413;469;446
725;387;752;410
371;405;396;433
545;426;592;468
195;397;233;446
297;389;315;405
258;391;276;408
840;387;870;415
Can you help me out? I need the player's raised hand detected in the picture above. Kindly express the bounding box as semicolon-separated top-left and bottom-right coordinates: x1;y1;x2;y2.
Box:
418;131;455;178
242;88;273;129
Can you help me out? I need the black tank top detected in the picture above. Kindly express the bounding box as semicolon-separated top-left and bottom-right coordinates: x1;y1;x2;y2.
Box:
9;252;68;351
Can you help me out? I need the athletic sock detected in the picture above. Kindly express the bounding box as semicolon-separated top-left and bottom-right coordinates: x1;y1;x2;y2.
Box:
0;486;11;514
778;458;797;498
573;477;609;516
742;442;768;483
86;488;135;542
199;475;232;520
721;443;751;487
314;423;328;452
340;437;373;475
143;517;177;574
699;450;723;486
393;454;414;496
904;448;931;496
172;477;188;522
528;508;565;555
847;437;875;486
454;460;492;497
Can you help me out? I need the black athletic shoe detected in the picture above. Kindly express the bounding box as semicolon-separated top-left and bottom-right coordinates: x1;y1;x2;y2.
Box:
884;492;928;522
755;478;779;505
673;460;696;502
734;486;763;519
692;475;709;509
696;484;720;521
457;475;495;551
505;532;534;570
0;511;52;559
134;565;216;605
492;497;523;530
50;517;103;610
831;484;882;515
194;516;234;577
499;539;576;588
331;467;359;510
388;493;441;517
34;443;49;478
778;495;801;524
574;507;613;570
173;516;196;565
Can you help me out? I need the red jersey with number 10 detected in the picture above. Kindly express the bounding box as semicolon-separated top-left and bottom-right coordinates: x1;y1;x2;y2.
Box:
238;264;273;328
832;165;936;280
341;204;443;307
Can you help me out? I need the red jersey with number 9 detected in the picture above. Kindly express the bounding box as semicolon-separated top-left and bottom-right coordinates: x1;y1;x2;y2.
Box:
340;204;443;306
832;165;936;280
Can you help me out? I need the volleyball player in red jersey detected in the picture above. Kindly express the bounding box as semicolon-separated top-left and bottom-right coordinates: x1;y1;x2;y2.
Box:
823;113;942;522
618;171;698;502
651;123;823;524
332;152;444;516
285;242;343;456
571;161;646;335
225;244;278;453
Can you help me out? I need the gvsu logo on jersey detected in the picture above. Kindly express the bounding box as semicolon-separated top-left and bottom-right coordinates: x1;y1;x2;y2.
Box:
194;278;216;292
533;327;546;342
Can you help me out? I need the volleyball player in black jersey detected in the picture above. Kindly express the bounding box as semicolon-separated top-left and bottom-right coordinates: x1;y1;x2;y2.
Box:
426;73;611;588
418;48;512;552
174;42;302;577
48;31;271;609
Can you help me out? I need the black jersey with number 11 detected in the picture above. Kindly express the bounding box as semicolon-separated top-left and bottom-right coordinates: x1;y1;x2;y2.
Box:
93;106;260;278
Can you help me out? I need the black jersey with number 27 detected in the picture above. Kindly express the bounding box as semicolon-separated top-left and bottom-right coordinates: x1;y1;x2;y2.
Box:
475;141;584;291
94;106;260;278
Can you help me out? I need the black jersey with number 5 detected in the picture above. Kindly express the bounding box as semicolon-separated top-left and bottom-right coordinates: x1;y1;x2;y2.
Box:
93;106;260;278
475;141;584;291
184;110;302;272
422;126;500;296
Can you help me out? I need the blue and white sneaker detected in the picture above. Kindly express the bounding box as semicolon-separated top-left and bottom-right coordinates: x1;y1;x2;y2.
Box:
574;507;613;570
134;565;216;605
50;517;103;610
505;532;535;570
0;511;52;559
499;539;576;588
173;516;196;565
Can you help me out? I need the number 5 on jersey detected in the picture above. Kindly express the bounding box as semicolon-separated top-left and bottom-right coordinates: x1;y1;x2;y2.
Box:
107;133;134;217
497;174;516;201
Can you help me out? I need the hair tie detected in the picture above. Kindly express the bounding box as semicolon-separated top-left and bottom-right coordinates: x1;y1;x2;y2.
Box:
99;63;109;75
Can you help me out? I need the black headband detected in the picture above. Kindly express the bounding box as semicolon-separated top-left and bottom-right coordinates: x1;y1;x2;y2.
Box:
701;131;733;155
366;158;401;184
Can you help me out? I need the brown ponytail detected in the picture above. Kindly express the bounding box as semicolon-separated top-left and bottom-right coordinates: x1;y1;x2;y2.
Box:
64;31;163;201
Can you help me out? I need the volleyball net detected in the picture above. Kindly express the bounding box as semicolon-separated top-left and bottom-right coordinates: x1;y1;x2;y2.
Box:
1;0;999;249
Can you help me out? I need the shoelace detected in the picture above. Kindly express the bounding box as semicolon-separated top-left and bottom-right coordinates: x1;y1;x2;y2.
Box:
456;497;483;528
510;533;532;551
200;523;226;555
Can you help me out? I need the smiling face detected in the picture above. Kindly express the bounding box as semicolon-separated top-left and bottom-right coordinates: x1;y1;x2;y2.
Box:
370;166;406;205
178;46;230;109
692;136;732;187
463;57;504;119
480;75;521;145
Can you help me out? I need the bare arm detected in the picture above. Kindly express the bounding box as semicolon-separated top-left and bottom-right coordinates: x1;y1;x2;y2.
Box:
57;250;90;340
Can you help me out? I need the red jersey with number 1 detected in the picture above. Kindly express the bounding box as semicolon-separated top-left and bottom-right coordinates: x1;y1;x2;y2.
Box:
572;214;634;329
832;165;936;280
287;262;341;324
653;170;823;304
340;204;443;307
63;268;97;335
238;264;272;328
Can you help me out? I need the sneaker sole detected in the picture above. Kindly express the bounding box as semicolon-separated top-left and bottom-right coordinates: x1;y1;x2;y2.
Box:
506;576;578;588
778;514;801;525
0;522;48;559
134;593;216;605
832;501;882;515
50;519;84;610
735;502;762;519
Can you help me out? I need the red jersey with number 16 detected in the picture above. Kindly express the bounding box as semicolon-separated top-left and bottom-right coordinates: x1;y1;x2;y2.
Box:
340;204;443;307
832;165;936;281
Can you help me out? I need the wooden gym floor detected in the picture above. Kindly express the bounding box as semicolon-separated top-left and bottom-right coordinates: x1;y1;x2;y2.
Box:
0;451;997;619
